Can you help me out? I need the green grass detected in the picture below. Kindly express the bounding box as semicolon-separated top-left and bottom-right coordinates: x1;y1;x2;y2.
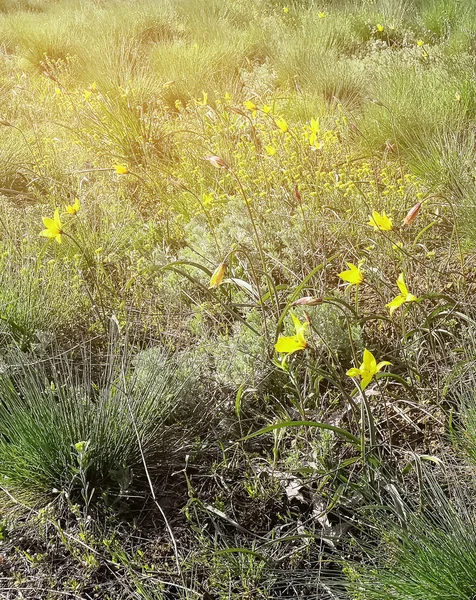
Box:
345;473;476;600
0;346;206;508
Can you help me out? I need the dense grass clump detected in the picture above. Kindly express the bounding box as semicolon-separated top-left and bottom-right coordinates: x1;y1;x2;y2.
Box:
0;345;210;509
345;477;476;600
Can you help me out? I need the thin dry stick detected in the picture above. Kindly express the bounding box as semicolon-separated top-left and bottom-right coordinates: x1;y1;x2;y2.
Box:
120;369;182;576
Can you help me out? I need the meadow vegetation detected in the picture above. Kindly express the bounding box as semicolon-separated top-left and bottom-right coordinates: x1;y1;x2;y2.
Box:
0;0;476;597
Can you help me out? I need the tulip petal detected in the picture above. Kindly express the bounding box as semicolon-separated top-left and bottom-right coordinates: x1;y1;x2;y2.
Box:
275;335;306;355
386;295;406;315
361;374;373;390
396;273;409;296
209;263;226;288
367;211;393;231
362;349;377;372
42;217;57;229
338;263;364;285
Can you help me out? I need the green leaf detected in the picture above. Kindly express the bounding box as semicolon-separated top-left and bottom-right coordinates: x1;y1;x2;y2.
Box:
239;420;360;445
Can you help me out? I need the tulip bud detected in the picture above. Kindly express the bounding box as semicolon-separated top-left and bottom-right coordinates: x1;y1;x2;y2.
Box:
293;186;302;204
402;202;422;226
204;155;228;169
292;296;322;306
209;263;226;288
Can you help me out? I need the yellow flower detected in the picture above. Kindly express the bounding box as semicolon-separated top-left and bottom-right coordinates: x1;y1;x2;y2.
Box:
209;263;226;288
386;273;417;315
376;23;385;32
338;262;364;285
274;312;308;355
202;193;214;207
262;105;272;114
84;89;92;101
346;349;391;390
40;209;64;244
265;145;277;156
283;6;289;13
197;91;208;106
417;39;424;47
310;118;320;134
65;198;80;215
244;100;257;112
114;165;129;175
367;210;393;231
275;118;289;133
318;11;328;18
309;118;320;145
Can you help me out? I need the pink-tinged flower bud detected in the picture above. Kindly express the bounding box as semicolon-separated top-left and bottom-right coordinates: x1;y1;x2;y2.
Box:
402;202;422;227
204;155;229;169
293;186;302;204
292;296;322;306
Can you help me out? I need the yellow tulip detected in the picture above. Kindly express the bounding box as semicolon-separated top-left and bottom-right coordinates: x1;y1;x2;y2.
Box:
386;273;417;315
209;263;226;288
114;165;129;175
367;210;393;231
197;91;208;106
265;145;277;156
310;118;320;134
274;312;308;355
65;198;80;215
275;118;289;133
309;118;320;146
346;349;391;390
40;209;64;244
244;100;257;112
338;262;364;285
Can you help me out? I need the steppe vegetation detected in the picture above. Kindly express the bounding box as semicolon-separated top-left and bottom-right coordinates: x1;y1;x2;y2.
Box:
0;0;476;597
